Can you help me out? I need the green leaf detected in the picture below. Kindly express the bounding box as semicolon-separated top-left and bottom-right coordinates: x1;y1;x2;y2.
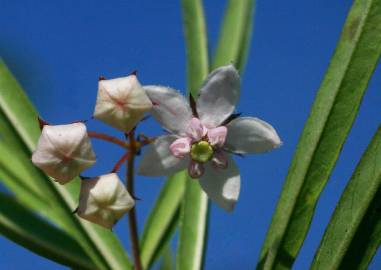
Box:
159;246;175;270
140;171;186;269
212;0;255;72
0;60;132;270
177;180;209;270
178;1;210;270
311;126;381;270
181;0;209;97
257;0;381;269
0;192;96;270
0;140;52;217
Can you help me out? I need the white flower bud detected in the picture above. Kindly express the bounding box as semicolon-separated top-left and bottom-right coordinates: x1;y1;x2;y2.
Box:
93;75;152;132
32;123;96;184
77;173;135;229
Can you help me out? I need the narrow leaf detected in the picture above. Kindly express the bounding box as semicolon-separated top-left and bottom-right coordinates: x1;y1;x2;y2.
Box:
181;0;209;96
311;126;381;270
257;0;381;269
212;0;255;72
177;180;209;270
0;140;51;216
0;192;96;270
159;246;175;270
0;61;132;270
140;171;186;269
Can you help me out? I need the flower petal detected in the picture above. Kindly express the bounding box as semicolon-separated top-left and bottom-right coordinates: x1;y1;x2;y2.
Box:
138;135;188;176
170;137;192;158
196;64;240;128
207;126;227;147
224;117;282;154
144;85;193;136
186;117;207;141
199;156;240;212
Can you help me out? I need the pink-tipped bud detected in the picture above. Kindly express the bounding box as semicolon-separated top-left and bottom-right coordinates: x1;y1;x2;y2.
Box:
93;75;153;132
31;122;96;184
77;173;135;229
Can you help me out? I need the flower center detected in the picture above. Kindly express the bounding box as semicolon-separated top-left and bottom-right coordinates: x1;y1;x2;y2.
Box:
190;140;214;163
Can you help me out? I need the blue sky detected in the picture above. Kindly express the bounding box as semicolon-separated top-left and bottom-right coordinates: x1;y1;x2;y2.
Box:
0;0;380;269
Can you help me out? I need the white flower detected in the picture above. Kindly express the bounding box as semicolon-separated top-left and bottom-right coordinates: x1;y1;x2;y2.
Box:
138;64;281;211
32;122;96;184
93;74;153;132
77;173;135;229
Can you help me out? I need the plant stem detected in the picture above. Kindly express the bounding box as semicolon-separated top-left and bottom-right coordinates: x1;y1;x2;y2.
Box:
111;152;130;173
126;131;143;270
88;131;156;150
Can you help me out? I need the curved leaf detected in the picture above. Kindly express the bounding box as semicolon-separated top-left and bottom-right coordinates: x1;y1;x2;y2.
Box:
311;126;381;270
0;192;96;270
257;0;381;269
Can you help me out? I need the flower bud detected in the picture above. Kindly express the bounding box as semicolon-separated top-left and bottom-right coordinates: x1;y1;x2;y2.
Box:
93;75;152;132
77;173;135;229
31;123;96;184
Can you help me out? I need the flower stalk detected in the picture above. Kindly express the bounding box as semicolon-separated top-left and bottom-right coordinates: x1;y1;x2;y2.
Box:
126;130;143;270
88;131;128;148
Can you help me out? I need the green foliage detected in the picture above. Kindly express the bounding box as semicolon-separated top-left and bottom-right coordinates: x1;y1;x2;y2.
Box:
181;0;209;97
0;192;96;270
311;126;381;270
257;0;381;269
159;246;175;270
140;171;186;269
213;0;255;73
177;179;209;270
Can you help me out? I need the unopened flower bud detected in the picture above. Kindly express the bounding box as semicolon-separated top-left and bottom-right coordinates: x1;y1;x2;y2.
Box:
77;173;135;229
93;75;152;132
31;123;96;184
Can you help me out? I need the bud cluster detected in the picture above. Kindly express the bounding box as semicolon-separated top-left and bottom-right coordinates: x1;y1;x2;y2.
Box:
32;74;152;228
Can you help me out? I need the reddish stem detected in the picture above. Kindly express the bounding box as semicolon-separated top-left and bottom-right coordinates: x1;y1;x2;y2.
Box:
126;131;143;270
111;152;130;173
88;131;127;148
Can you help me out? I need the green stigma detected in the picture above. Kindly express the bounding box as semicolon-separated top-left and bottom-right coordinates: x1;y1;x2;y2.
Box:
190;141;214;163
